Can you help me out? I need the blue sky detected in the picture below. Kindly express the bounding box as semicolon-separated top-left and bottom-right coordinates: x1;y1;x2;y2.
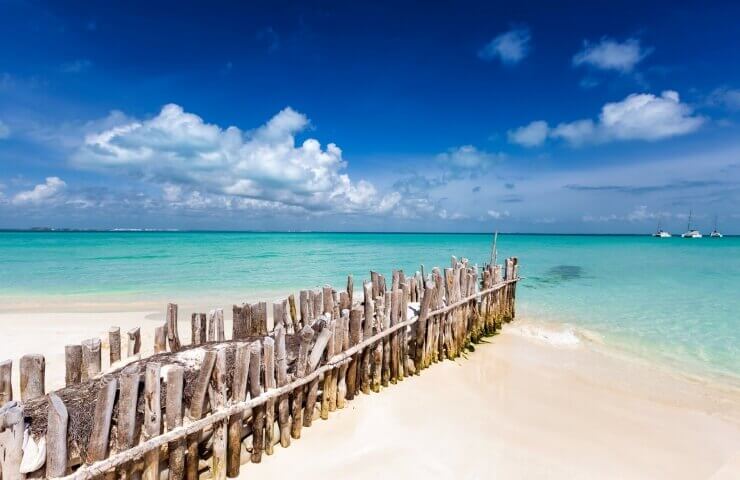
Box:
1;0;739;232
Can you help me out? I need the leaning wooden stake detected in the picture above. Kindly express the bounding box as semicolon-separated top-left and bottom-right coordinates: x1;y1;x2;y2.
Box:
143;363;161;480
154;325;167;354
86;376;118;464
186;350;216;480
115;365;140;478
167;365;185;480
20;354;45;402
46;393;68;478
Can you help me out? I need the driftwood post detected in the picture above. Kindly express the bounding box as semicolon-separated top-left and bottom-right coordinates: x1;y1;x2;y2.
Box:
167;365;185;480
0;401;24;480
227;344;249;477
20;354;45;401
291;325;314;439
346;308;362;401
81;338;101;382
143;363;161;480
115;365;140;478
127;327;141;357
186;351;216;480
154;325;167;354
86;376;118;463
305;319;332;427
274;327;290;447
263;337;276;455
361;285;374;394
46;393;68;478
249;341;264;463
0;360;12;404
109;327;121;365
211;349;228;480
320;318;336;420
166;303;182;352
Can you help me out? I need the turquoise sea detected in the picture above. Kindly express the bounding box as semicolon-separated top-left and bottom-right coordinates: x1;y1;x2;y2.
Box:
1;232;739;383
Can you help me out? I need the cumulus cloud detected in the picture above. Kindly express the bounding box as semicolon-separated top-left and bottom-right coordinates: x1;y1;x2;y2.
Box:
573;37;652;72
73;104;382;214
0;119;9;139
12;177;66;205
507;120;549;147
436;145;503;169
478;27;531;65
507;90;704;147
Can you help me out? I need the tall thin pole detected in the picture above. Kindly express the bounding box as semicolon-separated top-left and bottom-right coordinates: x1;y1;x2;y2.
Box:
489;231;498;267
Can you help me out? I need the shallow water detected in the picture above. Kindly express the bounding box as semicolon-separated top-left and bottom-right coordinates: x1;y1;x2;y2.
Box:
1;232;738;381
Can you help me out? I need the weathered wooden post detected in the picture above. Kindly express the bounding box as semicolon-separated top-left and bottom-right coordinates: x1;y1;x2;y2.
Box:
154;325;167;353
192;313;207;345
20;354;45;402
143;363;161;480
166;303;182;352
291;325;314;439
0;401;24;480
249;304;266;336
127;327;141;357
81;338;101;381
186;351;216;480
288;294;298;333
320;318;336;420
46;393;68;478
249;341;264;463
116;365;140;478
211;349;228;480
227;344;249;477
0;360;12;405
167;365;185;480
274;327;290;447
361;282;374;394
305;320;332;427
86;376;118;463
263;337;276;455
109;327;121;365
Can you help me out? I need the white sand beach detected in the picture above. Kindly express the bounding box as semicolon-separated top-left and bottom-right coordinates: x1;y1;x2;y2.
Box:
2;309;740;479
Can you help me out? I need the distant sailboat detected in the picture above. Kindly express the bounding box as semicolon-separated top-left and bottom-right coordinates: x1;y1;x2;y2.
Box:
710;216;723;238
681;210;702;238
652;219;671;238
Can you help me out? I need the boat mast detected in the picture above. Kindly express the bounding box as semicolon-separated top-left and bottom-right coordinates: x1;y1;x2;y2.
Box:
687;210;692;231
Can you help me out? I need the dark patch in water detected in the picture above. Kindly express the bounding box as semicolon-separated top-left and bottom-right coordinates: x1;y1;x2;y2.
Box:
526;265;584;288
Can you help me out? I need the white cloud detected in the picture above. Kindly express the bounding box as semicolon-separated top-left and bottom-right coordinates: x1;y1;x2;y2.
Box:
508;90;704;147
0;119;9;139
436;145;502;169
12;177;66;205
478;27;531;65
706;87;740;111
73;104;382;213
573;37;652;72
626;205;659;222
487;209;510;219
507;120;549;147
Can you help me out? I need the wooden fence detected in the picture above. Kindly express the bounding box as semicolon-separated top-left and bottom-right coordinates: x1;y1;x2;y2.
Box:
0;256;519;480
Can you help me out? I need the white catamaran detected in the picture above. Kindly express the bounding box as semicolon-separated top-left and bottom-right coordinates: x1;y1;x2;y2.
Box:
652;220;672;238
681;211;702;238
710;216;723;238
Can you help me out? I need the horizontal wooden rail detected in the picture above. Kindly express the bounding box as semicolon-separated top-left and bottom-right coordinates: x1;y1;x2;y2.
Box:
59;277;518;480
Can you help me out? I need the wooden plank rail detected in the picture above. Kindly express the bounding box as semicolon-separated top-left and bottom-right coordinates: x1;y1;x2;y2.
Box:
0;256;519;480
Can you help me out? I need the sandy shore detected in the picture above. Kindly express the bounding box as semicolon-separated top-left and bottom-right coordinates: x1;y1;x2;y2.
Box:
2;310;740;479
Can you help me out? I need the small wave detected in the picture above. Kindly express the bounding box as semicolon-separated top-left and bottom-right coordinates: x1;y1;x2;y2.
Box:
510;322;584;347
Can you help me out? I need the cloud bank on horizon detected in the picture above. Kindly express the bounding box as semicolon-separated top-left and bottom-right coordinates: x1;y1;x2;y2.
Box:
0;1;739;232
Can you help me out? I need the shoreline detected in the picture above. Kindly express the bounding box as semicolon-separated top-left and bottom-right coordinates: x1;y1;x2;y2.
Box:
1;307;740;477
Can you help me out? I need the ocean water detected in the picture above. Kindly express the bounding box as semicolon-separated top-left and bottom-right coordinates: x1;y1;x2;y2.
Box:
1;232;739;382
